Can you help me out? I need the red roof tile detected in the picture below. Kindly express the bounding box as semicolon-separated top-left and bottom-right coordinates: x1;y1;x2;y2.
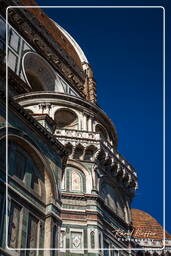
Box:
131;209;171;240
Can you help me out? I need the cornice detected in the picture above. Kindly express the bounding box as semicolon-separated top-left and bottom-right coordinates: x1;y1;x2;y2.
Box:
14;91;118;148
61;192;132;230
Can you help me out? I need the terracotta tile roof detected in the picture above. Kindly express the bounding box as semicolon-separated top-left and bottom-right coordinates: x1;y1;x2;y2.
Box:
20;0;82;68
131;209;171;240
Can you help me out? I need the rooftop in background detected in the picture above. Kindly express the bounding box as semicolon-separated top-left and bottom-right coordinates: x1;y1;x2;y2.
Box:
132;209;171;240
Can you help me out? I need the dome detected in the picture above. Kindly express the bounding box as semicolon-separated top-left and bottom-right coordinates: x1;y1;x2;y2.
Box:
20;0;88;70
131;209;171;240
52;21;88;70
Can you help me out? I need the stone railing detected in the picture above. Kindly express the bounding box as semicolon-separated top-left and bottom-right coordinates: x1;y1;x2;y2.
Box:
54;129;101;141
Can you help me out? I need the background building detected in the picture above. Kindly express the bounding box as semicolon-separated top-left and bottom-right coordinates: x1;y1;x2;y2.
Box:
0;0;170;255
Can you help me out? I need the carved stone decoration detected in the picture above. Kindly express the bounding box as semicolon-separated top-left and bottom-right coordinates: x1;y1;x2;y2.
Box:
90;230;95;249
71;170;81;191
60;231;65;248
71;232;82;249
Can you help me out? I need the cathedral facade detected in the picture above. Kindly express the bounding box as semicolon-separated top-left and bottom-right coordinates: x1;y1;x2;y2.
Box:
0;0;170;255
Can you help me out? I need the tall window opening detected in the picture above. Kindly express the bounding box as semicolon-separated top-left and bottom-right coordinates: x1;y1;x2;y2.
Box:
8;201;21;248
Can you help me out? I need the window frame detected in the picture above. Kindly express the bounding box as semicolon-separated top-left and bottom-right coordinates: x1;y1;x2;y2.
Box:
62;166;86;194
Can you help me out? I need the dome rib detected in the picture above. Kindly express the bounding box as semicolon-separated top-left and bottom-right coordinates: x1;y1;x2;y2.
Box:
52;21;89;68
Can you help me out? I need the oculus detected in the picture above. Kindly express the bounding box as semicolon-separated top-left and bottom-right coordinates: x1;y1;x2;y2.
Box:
54;109;78;129
23;52;80;97
23;52;56;91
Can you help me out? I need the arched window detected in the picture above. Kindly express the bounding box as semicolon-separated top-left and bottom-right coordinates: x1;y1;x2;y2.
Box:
7;140;42;196
62;167;85;193
90;230;95;249
0;137;45;198
0;136;58;250
71;170;81;191
65;143;73;156
95;124;108;140
84;145;97;161
73;144;84;160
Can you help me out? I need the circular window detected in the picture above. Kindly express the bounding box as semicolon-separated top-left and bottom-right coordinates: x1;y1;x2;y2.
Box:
23;52;56;91
54;109;77;128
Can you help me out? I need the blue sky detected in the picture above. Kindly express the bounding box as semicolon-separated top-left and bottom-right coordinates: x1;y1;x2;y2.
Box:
35;0;171;233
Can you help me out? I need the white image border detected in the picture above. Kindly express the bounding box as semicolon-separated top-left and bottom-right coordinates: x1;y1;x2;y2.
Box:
5;5;165;251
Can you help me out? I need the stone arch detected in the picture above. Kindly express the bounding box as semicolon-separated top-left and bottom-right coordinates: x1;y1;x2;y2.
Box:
64;142;73;156
136;251;144;256
84;145;98;161
153;253;159;256
95;124;108;141
66;160;93;193
73;144;84;160
63;165;85;193
0;128;58;203
71;168;84;192
145;252;152;256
